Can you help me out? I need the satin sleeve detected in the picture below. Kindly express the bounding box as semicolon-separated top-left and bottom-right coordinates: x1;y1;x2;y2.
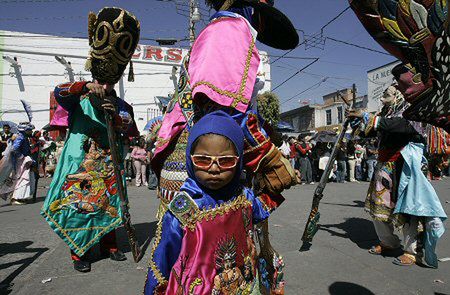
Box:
54;81;89;112
144;212;183;295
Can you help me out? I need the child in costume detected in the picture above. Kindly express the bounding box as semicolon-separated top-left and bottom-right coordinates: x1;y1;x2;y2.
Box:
144;111;280;294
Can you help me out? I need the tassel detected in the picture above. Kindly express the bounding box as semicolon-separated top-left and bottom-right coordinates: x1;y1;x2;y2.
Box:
87;12;97;46
128;60;135;82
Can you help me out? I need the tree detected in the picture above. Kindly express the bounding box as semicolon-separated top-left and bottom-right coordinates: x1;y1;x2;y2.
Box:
257;91;280;126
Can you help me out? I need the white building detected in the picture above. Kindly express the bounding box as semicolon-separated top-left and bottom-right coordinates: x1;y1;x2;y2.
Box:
367;60;400;113
0;30;271;132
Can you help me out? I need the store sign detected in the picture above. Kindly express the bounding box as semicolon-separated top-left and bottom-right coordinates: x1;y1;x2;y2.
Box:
367;61;401;113
132;45;187;64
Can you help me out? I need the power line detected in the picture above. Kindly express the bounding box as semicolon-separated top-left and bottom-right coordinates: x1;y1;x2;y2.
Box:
271;6;351;65
0;15;84;21
321;6;351;31
1;0;84;3
282;78;328;106
326;37;391;56
272;58;320;91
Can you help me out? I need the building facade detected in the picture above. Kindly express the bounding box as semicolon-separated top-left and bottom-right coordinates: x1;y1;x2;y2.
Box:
280;88;368;133
0;31;271;132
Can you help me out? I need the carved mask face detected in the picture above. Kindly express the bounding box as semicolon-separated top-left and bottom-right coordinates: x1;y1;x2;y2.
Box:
86;8;140;84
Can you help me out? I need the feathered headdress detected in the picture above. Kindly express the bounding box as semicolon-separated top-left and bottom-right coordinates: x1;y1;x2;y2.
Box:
20;99;33;122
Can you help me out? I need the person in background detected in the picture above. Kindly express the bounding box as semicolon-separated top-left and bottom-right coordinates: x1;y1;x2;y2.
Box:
355;143;364;181
365;138;378;181
289;137;297;169
39;131;52;177
29;130;44;202
347;140;358;182
0;124;14;159
131;139;148;187
123;137;133;182
10;122;35;205
279;134;291;159
335;142;347;183
296;136;314;184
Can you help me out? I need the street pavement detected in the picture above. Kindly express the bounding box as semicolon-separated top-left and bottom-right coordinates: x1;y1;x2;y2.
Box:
1;178;449;295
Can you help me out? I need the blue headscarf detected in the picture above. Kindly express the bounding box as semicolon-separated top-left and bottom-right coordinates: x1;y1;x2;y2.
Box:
183;110;244;201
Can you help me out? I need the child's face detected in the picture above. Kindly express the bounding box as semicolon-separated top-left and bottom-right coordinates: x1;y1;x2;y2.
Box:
191;134;238;191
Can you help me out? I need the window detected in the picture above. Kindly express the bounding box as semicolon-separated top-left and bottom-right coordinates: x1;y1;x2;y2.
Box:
337;106;343;123
326;110;332;125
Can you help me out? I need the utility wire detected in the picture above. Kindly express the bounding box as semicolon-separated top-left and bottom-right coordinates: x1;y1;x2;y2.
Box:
1;0;84;3
282;78;328;106
272;58;319;92
271;6;351;65
326;37;391;56
321;6;351;31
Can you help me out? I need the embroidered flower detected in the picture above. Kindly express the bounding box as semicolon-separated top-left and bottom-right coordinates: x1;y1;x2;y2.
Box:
174;196;187;210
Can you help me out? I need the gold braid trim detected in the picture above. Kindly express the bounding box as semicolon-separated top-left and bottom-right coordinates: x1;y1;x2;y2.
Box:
243;138;271;155
156;137;170;148
185;195;252;231
42;210;122;256
147;218;168;287
191;37;255;109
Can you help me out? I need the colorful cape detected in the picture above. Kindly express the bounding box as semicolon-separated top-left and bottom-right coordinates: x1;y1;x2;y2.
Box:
41;82;135;257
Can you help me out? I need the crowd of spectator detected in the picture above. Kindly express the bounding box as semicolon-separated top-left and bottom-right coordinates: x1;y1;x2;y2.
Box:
278;133;450;184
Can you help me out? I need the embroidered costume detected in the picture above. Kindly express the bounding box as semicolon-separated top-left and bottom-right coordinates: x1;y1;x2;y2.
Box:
149;1;298;292
355;85;447;268
41;7;140;264
145;111;272;294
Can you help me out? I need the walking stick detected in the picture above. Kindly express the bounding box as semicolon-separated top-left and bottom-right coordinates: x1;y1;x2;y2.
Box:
300;84;357;251
104;110;144;263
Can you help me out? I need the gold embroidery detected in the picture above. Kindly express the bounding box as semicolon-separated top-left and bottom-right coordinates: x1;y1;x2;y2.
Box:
156;137;170;148
185;195;252;231
148;219;168;286
191;37;256;109
42;210;122;256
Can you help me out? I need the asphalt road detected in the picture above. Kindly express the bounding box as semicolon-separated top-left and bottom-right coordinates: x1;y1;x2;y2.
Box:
1;178;449;295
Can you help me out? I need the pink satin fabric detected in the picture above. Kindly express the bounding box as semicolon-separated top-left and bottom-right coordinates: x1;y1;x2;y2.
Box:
189;17;260;113
151;102;187;173
166;205;257;294
50;104;69;128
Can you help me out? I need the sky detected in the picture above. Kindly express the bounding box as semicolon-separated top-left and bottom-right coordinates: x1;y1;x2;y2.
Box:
0;0;397;112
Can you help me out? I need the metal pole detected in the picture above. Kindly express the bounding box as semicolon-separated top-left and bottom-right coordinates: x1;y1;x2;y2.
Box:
189;0;196;46
3;55;25;92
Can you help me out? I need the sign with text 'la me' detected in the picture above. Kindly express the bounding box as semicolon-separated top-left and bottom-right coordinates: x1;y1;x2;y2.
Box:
132;45;188;64
367;60;401;113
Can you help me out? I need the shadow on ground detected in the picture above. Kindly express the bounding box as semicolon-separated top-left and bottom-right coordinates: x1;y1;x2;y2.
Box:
329;282;375;295
322;200;365;208
85;221;157;264
116;221;157;255
0;241;48;294
320;217;378;250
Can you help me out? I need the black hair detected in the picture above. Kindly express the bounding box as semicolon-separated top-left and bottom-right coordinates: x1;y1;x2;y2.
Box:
190;133;237;155
3;124;10;128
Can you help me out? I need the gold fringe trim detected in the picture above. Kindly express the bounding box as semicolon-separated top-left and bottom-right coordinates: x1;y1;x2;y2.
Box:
147;218;168;287
185;195;252;231
191;36;255;109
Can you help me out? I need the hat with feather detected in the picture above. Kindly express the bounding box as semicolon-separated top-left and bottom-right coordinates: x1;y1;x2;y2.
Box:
205;0;299;50
85;7;140;84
